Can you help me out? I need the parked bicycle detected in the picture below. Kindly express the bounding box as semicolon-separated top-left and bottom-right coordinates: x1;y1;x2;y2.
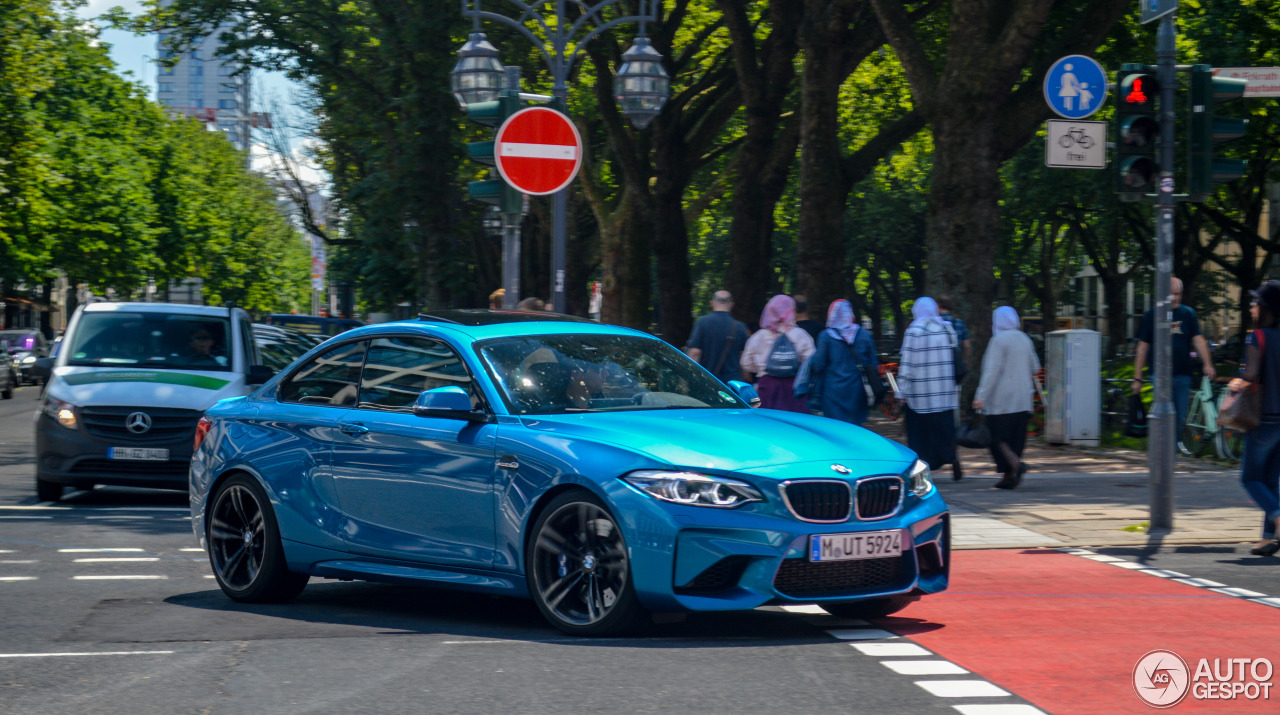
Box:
879;363;903;420
1179;375;1240;460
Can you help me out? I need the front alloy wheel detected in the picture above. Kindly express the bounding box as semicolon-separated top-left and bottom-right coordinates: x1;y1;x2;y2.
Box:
528;491;644;636
208;474;308;603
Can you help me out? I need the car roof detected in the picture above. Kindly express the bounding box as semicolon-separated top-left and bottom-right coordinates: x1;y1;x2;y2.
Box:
417;309;594;326
348;311;652;343
82;302;234;317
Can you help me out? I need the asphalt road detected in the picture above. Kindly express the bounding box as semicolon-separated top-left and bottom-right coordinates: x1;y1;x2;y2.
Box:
2;384;1278;713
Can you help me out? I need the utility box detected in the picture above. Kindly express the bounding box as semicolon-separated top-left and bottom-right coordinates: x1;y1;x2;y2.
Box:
1044;329;1101;446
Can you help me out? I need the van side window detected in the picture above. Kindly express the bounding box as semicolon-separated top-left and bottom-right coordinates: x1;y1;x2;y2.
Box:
278;341;367;406
358;336;476;412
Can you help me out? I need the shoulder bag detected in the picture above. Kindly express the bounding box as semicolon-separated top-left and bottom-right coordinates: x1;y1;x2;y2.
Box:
848;335;886;407
1219;329;1265;432
956;410;991;448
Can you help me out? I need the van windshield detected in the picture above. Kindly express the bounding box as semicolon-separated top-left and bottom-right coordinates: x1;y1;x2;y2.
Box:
65;312;234;372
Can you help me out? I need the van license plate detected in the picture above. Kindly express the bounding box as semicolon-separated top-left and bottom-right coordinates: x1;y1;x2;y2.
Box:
810;530;902;562
108;447;169;461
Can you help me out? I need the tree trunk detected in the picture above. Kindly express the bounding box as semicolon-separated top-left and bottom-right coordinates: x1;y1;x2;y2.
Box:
1100;273;1127;358
599;193;651;328
652;178;692;345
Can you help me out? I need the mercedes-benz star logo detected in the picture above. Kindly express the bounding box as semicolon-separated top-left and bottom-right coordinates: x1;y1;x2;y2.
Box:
125;411;152;435
830;464;850;475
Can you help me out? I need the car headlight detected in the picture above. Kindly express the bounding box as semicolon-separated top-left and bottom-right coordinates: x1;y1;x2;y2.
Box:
622;470;764;508
21;355;35;364
907;458;933;497
43;397;77;429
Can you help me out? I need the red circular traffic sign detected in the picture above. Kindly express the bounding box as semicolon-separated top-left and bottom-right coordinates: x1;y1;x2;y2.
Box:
494;107;583;196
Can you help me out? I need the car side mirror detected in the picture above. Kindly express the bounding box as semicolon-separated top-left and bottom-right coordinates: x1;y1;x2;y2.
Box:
727;380;762;408
414;386;489;422
247;364;275;385
32;357;53;380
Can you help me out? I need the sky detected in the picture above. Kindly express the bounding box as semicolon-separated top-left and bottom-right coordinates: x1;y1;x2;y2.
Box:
80;0;324;186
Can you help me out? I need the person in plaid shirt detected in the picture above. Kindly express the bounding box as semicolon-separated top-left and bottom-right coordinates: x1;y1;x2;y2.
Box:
898;297;964;481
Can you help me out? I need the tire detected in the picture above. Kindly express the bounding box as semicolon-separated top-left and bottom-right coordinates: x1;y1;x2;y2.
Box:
1217;426;1244;461
1180;396;1207;456
207;473;308;603
527;490;646;636
36;477;62;502
820;594;919;620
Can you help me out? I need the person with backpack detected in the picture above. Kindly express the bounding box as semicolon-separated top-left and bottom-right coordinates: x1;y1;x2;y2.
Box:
685;290;749;385
898;297;964;481
806;299;878;425
741;294;815;411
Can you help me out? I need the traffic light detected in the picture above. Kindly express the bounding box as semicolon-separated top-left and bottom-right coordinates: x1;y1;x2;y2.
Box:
1187;65;1248;201
1114;67;1161;195
465;90;523;214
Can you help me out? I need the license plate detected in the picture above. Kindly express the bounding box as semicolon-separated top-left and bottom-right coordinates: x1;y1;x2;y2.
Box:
108;447;170;461
810;530;903;562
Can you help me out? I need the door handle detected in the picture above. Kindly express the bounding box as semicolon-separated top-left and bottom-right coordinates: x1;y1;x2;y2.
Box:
340;423;369;436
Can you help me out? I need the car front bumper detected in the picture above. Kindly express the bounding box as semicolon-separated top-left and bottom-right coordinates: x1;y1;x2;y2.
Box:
35;412;195;491
602;479;950;614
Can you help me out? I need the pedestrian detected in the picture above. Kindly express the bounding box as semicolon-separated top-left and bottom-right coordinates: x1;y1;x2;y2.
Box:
937;295;972;369
972;306;1042;489
808;299;878;425
489;289;505;310
740;294;815;412
1131;277;1216;435
793;295;824;342
898;297;963;480
1230;281;1280;556
517;297;545;311
685;291;749;385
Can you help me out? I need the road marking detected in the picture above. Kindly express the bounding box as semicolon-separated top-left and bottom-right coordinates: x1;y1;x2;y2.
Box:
72;575;168;580
73;558;159;563
780;604;827;614
0;577;36;581
0;651;176;658
826;628;899;640
915;680;1010;698
1138;569;1189;578
1080;554;1122;562
0;550;13;553
1106;561;1148;570
180;548;204;552
1173;577;1226;588
59;548;144;553
0;560;38;564
1062;549;1279;612
0;506;71;511
441;640;507;645
882;660;969;675
85;516;153;520
853;643;933;657
1211;587;1266;598
1250;597;1280;608
953;705;1048;714
0;516;52;520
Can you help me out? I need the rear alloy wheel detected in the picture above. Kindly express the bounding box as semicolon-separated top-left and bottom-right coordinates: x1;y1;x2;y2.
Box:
820;595;918;620
527;490;645;636
207;474;308;603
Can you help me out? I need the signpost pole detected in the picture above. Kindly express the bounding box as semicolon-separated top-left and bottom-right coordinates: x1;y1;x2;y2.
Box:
1149;13;1177;533
501;67;522;311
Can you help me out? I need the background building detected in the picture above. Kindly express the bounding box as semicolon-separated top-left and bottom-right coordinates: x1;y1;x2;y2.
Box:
155;23;251;151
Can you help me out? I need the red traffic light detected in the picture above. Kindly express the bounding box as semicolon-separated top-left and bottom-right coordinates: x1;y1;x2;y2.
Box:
1119;73;1159;112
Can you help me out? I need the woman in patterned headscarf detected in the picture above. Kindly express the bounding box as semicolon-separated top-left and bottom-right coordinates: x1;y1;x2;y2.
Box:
806;299;878;424
740;294;815;411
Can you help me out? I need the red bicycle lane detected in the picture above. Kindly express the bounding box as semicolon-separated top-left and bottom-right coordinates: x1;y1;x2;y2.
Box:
877;549;1280;713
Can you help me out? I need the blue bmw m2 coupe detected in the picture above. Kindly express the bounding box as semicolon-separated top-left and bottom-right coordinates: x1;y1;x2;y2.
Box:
190;310;949;636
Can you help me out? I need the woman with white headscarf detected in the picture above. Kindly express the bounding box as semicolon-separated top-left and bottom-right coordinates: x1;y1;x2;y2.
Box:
899;297;963;480
807;299;878;424
973;306;1042;489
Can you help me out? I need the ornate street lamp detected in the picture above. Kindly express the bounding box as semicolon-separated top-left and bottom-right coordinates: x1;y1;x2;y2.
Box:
614;36;669;129
450;32;504;109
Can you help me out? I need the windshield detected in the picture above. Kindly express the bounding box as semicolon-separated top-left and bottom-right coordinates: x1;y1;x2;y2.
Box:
479;334;746;415
66;312;234;372
0;331;36;353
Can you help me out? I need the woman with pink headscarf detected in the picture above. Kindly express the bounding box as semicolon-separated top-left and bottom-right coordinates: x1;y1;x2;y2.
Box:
740;294;815;411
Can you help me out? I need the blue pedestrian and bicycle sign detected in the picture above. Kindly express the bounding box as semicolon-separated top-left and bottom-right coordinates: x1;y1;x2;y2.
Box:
1043;55;1107;119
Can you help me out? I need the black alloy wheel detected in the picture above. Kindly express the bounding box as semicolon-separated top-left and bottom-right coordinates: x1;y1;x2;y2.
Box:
207;474;308;603
527;490;645;636
820;594;918;619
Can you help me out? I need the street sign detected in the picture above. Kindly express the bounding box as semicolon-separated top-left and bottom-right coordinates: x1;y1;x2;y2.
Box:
1044;55;1108;119
1045;119;1107;169
494;107;583;195
1212;67;1280;97
1139;0;1177;24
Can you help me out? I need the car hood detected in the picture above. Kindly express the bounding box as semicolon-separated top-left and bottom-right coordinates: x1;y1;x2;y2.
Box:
519;408;916;473
47;366;247;411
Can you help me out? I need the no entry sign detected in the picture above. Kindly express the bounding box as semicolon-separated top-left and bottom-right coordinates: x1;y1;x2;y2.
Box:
494;107;583;195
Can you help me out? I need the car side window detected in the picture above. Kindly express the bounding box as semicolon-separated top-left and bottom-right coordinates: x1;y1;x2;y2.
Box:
278;340;367;406
358;336;477;413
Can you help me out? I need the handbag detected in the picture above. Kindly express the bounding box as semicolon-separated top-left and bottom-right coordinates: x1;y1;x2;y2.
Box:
1218;329;1266;432
848;337;886;407
1124;393;1148;438
956;410;991;448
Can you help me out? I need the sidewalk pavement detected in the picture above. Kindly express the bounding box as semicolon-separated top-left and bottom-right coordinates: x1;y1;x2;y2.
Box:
861;416;1263;550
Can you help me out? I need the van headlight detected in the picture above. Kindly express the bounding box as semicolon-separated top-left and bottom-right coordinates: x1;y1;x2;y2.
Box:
43;397;78;429
906;459;933;497
623;470;764;508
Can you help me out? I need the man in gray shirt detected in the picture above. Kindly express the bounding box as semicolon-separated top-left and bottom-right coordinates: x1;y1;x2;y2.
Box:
686;291;749;384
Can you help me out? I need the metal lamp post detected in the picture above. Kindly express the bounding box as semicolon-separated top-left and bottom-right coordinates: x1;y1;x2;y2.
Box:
454;0;669;313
